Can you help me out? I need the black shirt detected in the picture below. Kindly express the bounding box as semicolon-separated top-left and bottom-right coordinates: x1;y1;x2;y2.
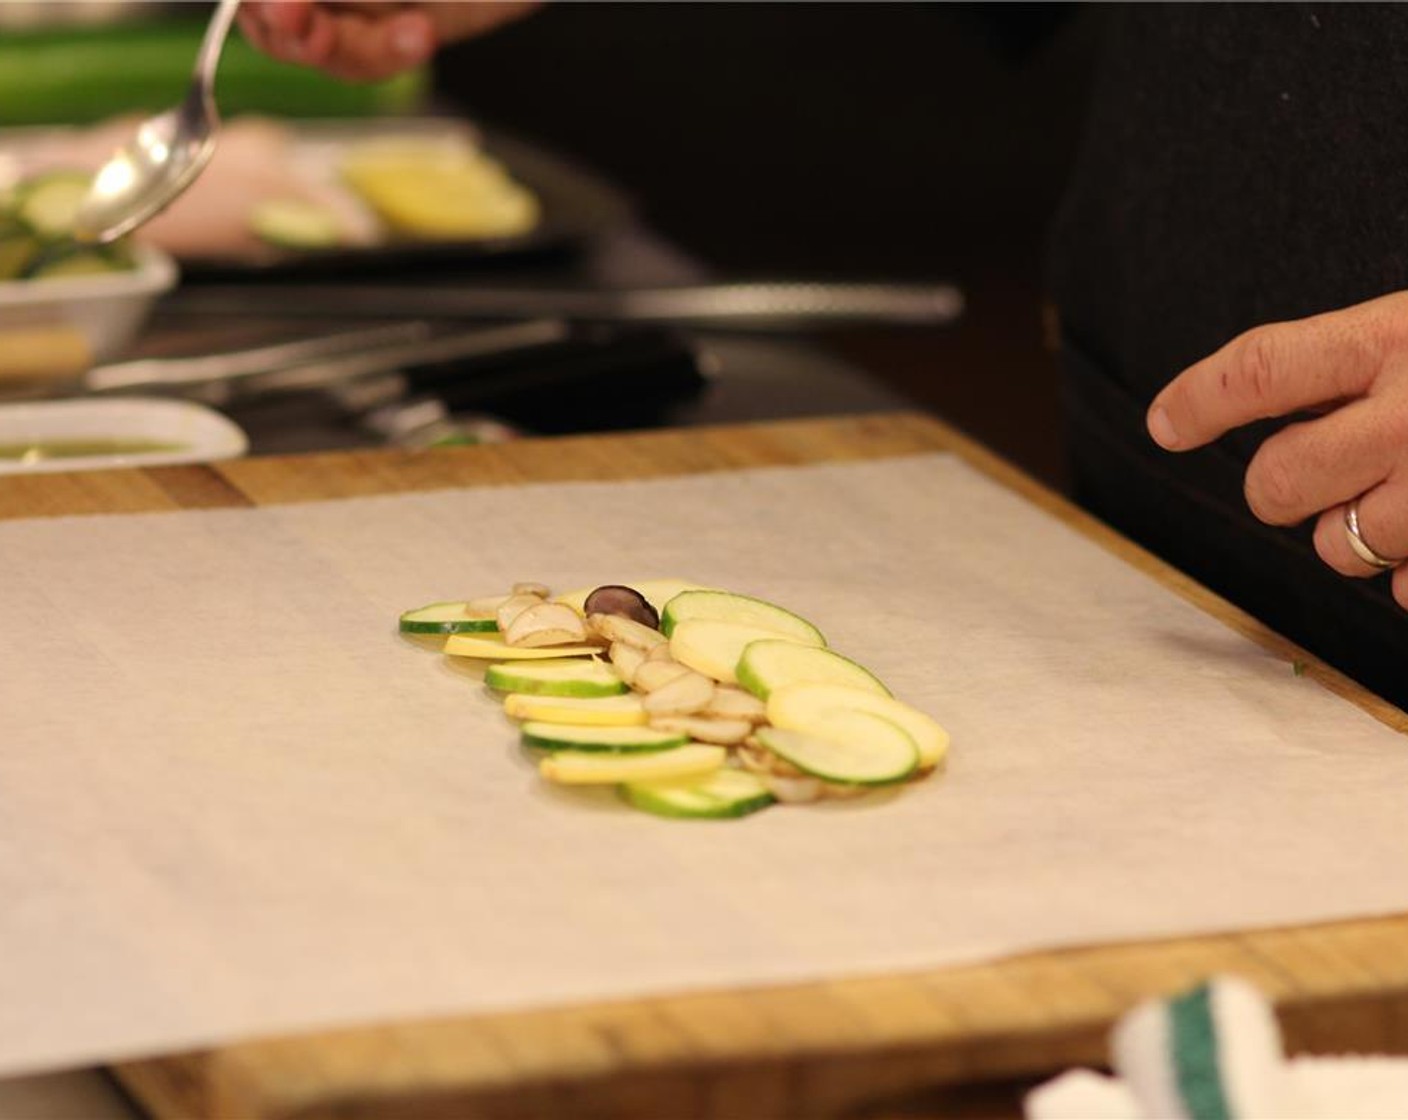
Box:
1049;3;1408;707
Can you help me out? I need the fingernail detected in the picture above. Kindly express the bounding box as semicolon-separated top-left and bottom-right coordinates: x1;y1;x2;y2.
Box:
392;20;432;60
1147;406;1181;449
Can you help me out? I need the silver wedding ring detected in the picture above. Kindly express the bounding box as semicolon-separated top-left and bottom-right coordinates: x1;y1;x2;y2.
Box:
1344;499;1400;571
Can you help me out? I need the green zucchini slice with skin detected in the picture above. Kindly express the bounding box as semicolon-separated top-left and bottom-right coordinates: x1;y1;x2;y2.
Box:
660;589;825;645
23;243;134;280
0;222;40;280
668;620;821;685
754;713;919;786
484;658;626;697
250;198;344;249
520;721;690;753
736;639;890;699
398;601;499;634
767;683;949;770
621;768;775;819
13;170;93;239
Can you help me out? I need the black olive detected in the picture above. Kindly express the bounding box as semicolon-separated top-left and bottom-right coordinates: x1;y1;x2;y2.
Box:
583;585;660;629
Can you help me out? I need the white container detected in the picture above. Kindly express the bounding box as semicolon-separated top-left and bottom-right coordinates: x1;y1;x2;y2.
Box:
0;243;177;366
0;396;248;474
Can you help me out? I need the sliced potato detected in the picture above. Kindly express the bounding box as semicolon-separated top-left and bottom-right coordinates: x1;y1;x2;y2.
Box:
503;692;646;726
539;744;726;785
445;633;599;660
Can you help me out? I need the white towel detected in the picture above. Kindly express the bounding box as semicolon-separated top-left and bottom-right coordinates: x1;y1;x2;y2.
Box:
1026;976;1408;1119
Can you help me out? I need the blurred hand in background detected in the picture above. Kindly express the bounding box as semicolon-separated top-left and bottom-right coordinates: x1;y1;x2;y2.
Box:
237;1;540;81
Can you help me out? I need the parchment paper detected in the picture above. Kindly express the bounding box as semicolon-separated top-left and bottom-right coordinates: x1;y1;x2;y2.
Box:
2;454;1407;1077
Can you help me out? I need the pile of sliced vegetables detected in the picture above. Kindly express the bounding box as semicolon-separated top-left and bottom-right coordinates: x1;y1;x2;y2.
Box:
338;138;540;242
253;138;542;251
0;170;135;281
400;579;950;820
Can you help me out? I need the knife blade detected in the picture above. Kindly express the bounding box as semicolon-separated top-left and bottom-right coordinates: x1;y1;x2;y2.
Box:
166;281;965;331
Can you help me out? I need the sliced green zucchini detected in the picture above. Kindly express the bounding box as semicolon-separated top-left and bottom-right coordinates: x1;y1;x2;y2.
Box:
736;639;890;699
13;170;93;239
23;242;134;280
250;197;344;249
668;620;820;685
767;683;949;770
754;714;918;786
0;222;41;280
503;692;645;726
398;600;498;635
621;768;775;819
660;589;824;644
484;658;625;697
539;744;726;785
520;721;689;753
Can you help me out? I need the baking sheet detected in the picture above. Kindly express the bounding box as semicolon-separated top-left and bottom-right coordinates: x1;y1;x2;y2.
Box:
0;118;630;274
2;454;1407;1078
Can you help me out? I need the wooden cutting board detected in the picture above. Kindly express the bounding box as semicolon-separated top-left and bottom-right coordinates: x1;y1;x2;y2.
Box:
5;411;1407;1120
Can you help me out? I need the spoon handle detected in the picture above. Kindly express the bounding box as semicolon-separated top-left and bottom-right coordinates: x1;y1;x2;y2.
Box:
193;0;242;97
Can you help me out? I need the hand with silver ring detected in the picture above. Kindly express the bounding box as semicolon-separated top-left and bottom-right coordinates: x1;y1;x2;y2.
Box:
1145;290;1408;607
1345;498;1401;571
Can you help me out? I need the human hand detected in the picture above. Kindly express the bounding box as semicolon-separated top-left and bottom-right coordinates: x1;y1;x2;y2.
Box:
1146;292;1408;607
237;2;539;82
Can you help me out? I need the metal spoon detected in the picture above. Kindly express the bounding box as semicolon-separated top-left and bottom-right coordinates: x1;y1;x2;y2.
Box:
73;0;242;244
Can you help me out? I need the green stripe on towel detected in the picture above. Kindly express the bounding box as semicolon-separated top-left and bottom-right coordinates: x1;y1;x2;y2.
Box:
1169;984;1233;1120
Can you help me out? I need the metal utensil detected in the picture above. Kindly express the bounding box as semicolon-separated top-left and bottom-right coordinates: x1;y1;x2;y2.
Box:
167;281;966;331
85;320;572;400
85;322;432;393
227;320;572;397
72;0;241;244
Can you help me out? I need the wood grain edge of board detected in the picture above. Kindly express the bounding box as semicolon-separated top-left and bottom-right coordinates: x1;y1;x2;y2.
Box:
0;459;255;521
207;411;952;505
0;411;945;515
115;913;1408;1120
113;1011;1110;1120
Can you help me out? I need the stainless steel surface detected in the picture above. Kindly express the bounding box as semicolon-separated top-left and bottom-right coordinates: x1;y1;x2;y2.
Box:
170;281;966;331
86;322;432;392
228;320;570;398
89;318;570;407
72;0;240;244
